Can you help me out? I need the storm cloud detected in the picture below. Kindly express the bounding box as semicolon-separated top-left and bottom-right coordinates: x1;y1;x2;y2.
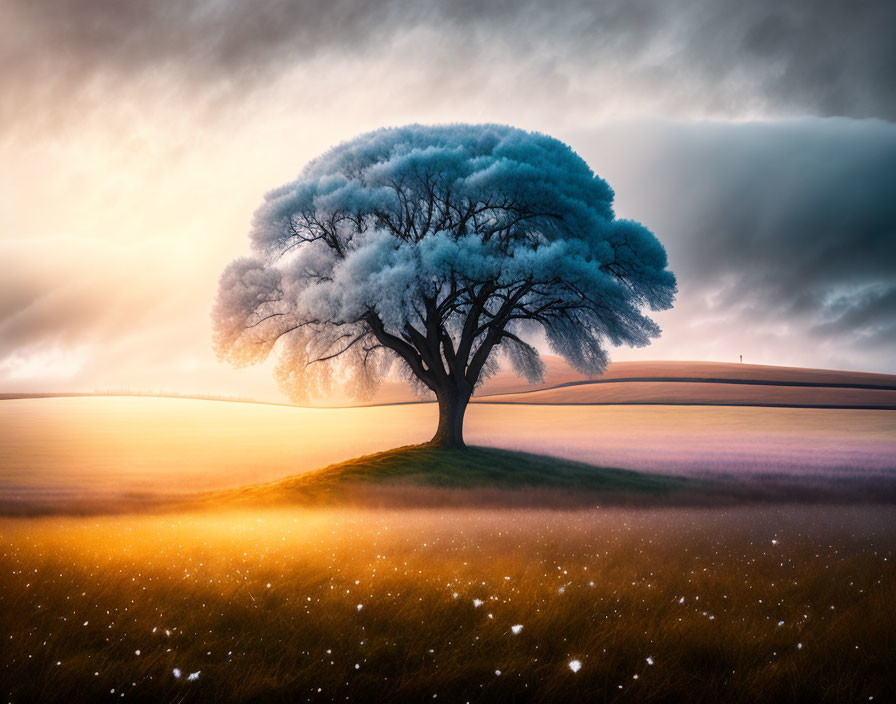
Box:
1;0;894;393
575;118;896;369
2;0;896;128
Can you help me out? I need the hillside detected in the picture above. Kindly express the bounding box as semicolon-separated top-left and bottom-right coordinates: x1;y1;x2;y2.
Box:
482;360;896;408
1;361;895;511
480;380;896;408
210;445;693;507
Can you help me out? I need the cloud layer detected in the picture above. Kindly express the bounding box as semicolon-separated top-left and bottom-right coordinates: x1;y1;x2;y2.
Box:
3;0;896;129
1;0;894;394
576;119;896;370
2;115;894;396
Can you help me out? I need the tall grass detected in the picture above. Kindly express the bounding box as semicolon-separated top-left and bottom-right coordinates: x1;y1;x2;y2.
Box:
1;505;895;702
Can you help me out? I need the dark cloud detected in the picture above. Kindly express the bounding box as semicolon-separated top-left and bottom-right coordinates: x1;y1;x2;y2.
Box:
573;118;896;367
2;0;895;126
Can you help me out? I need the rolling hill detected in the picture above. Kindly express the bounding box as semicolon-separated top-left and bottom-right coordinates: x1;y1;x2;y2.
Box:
7;359;893;409
1;361;894;512
473;360;896;408
207;444;694;507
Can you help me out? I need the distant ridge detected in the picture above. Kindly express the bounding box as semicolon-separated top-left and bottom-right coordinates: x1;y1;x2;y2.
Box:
487;375;896;394
4;360;895;410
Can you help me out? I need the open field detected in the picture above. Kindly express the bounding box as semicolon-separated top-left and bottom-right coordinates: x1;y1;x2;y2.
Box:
2;505;894;703
1;394;894;510
2;361;895;701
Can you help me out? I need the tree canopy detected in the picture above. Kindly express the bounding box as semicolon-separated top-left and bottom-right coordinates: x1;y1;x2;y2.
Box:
213;123;676;446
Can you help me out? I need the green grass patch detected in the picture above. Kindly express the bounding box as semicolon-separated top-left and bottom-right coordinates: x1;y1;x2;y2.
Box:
218;445;694;505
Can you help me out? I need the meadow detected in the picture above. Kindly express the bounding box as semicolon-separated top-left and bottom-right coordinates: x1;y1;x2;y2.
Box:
2;396;894;510
2;362;895;701
2;505;895;703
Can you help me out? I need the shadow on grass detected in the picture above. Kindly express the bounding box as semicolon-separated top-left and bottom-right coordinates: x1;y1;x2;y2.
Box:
5;445;896;516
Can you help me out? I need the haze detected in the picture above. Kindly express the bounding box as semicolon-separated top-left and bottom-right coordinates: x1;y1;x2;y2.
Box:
2;0;895;401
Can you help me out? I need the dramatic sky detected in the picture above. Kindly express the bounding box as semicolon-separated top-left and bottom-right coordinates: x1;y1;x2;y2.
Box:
2;0;895;399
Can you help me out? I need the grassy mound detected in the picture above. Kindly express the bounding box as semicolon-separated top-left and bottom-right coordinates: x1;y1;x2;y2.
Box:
214;445;693;505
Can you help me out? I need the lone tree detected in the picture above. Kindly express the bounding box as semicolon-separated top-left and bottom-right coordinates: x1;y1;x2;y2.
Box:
213;124;675;448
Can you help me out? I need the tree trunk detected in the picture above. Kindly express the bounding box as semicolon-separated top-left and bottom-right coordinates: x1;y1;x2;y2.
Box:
430;387;470;449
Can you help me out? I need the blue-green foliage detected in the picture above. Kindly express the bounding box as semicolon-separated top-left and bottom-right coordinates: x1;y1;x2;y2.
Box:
213;124;676;401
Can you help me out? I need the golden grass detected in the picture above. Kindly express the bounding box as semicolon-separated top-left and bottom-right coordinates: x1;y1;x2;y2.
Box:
2;505;895;702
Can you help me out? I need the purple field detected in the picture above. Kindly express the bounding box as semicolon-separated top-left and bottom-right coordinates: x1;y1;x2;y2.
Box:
0;395;894;509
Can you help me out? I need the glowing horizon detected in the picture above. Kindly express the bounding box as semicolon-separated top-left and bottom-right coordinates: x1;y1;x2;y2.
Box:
2;0;894;403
